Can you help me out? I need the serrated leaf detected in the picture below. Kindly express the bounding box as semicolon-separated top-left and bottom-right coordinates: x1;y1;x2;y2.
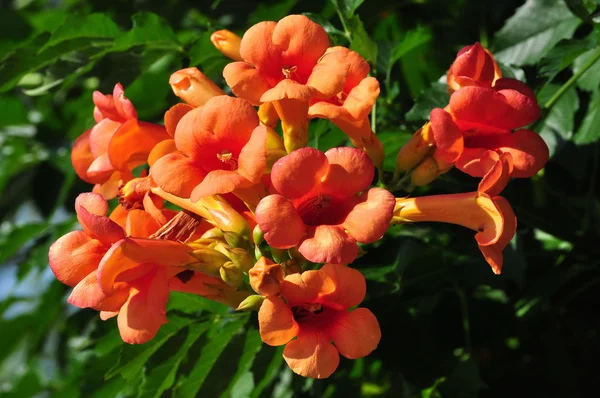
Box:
573;48;600;91
107;12;181;54
574;89;600;144
330;0;366;19
41;13;120;51
105;315;193;381
173;315;249;398
137;322;210;398
220;328;263;398
349;15;378;65
537;84;579;156
493;0;581;66
405;82;450;122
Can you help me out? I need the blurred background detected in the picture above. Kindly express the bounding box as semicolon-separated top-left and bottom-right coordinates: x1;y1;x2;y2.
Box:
1;0;599;396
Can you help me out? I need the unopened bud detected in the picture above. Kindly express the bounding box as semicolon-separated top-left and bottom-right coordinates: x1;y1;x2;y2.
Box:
220;261;243;287
255;245;264;261
258;102;279;128
169;67;225;107
270;247;288;264
252;225;264;246
210;30;243;61
409;157;439;189
236;294;265;311
395;128;433;174
249;257;284;296
201;227;224;240
213;242;254;272
188;247;230;276
281;259;302;275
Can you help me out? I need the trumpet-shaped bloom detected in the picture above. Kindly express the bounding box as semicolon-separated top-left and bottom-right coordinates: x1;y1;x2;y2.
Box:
258;264;380;378
308;47;384;167
210;30;243;61
72;83;169;198
255;147;395;264
392;151;517;274
150;95;268;202
447;42;501;92
169;67;225;107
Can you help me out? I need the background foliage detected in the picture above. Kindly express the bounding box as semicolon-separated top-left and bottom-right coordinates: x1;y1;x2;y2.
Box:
1;0;599;396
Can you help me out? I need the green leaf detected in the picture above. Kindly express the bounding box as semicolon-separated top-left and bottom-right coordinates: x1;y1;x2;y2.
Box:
405;82;450;122
574;89;600;144
108;12;181;54
493;0;581;66
0;223;49;264
251;346;285;398
40;13;120;51
137;322;211;398
0;96;29;126
220;328;263;398
249;0;299;25
167;291;231;315
0;136;47;196
105;316;193;381
573;47;600;91
565;0;596;23
330;0;366;19
188;33;229;80
173;315;249;397
349;15;378;65
376;130;412;171
537;84;579;156
538;37;596;80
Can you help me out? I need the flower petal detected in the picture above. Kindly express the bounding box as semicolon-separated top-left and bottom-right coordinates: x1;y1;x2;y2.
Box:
190;170;250;201
72;129;100;184
280;269;336;305
271;147;328;200
429;108;464;164
479;196;516;275
147;139;177;167
239;21;281;78
342;188;396;244
68;270;106;308
125;209;161;238
283;330;340;379
321;147;374;199
258;296;299;346
260;79;316;102
223;62;272;106
319;264;366;309
164;103;193;137
117;268;169;344
306;49;349;98
329;308;381;359
89;118;121;157
343;77;380;120
75;194;125;245
477;151;513;196
237;125;268;183
298;225;358;264
256;194;306;249
150;153;206;198
48;231;106;287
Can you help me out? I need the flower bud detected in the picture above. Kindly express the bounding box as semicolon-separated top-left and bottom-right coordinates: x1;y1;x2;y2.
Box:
408;157;439;189
188;247;230;276
394;128;433;175
169;67;225;107
220;261;243;287
249;257;284;296
213;242;255;272
201;227;224;240
236;294;265;311
210;30;243;61
281;259;302;276
252;224;264;245
258;102;279;127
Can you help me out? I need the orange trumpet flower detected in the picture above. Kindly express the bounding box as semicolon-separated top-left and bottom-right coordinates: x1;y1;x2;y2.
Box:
392;151;517;274
71;83;169;199
255;147;395;264
447;42;501;92
258;264;381;378
210;30;243;61
169;67;225;107
150;95;268;203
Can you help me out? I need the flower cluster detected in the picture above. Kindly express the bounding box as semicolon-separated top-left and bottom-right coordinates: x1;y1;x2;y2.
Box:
48;15;548;378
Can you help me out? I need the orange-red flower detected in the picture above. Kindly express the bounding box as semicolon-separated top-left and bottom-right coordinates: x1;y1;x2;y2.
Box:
308;47;384;168
255;147;395;264
447;42;501;92
210;30;243;61
150;95;268;202
393;151;517;274
223;15;350;152
258;263;380;378
71;83;169;198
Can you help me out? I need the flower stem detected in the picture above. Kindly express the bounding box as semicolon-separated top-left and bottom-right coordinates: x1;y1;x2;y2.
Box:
544;46;600;110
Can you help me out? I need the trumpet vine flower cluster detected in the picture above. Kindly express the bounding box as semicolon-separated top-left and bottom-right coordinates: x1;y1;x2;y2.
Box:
48;15;549;379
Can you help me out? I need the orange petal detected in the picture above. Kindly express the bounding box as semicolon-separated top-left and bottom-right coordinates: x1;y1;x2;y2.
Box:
98;238;193;294
72;129;98;183
429;108;464;164
239;21;281;77
75;194;125;245
75;191;109;216
283;331;339;379
169;270;232;296
260;80;316;102
325;47;370;94
454;147;490;176
272;15;329;83
258;296;299;346
319;264;366;309
343;77;380;120
117;268;169;344
270;147;328;200
477;151;513;196
329;308;381;359
280;268;336;305
321;147;374;199
150;153;206;198
169;68;225;107
306;49;349;98
479;196;516;275
447;42;497;90
298;225;358;264
211;30;243;61
147;139;177;167
164;103;193;137
343;188;395;244
190;170;249;201
237;125;267;183
112;83;137;120
223;62;272;106
86;153;115;182
48;231;106;287
68;270;106;308
255;194;306;249
92;172;121;200
89;118;121;157
125;209;161;238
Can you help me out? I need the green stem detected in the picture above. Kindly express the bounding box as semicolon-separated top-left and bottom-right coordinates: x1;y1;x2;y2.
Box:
544;46;600;110
371;99;377;133
336;10;352;42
